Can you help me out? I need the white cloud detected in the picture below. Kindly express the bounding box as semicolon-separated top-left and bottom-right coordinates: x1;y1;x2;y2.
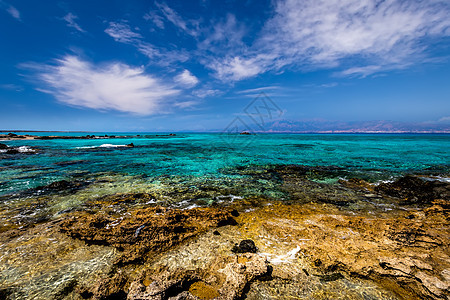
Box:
174;70;199;88
63;13;85;33
32;56;179;115
210;55;273;81
105;22;142;43
209;0;450;80
192;88;220;98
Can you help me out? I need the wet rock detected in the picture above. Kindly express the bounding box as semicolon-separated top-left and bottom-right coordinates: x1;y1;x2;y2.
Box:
127;273;199;300
5;149;19;154
59;206;238;265
77;272;128;300
127;254;269;300
127;143;135;148
35;179;90;194
0;143;8;149
218;253;269;299
231;239;258;254
375;175;450;204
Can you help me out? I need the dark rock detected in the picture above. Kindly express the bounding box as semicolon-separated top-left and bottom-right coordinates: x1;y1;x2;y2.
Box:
231;239;258;253
0;143;8;149
213;230;220;235
5;149;19;154
375;175;450;204
127;143;135;148
230;209;239;217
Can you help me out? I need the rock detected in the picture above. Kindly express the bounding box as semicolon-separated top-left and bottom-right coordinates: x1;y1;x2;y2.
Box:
5;149;19;154
231;239;257;253
59;207;238;265
375;175;450;204
127;143;135;148
127;254;269;300
0;143;8;149
240;132;251;135
218;253;269;299
127;274;199;300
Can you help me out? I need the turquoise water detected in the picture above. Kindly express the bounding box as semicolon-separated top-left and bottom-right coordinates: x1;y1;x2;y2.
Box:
1;133;449;196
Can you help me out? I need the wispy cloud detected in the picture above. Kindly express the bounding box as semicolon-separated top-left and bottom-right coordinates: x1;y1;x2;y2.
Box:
1;1;21;21
27;56;180;115
0;83;23;91
237;86;280;94
174;70;199;88
144;11;165;29
63;13;85;33
209;0;450;80
105;21;189;65
155;2;199;37
105;22;142;43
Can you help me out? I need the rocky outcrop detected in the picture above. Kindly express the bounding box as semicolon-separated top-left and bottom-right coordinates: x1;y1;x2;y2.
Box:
59;206;238;265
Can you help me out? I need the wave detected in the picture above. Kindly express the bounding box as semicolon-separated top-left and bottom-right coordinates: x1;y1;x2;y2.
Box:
0;146;35;153
76;144;129;149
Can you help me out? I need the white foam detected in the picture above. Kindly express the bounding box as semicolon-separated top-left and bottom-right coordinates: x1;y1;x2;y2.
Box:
17;146;35;153
260;245;302;264
76;144;128;149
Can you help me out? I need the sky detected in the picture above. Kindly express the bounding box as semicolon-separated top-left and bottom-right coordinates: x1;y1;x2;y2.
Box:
1;0;450;132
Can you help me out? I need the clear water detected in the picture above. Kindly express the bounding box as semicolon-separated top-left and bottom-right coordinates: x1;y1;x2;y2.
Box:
1;133;449;197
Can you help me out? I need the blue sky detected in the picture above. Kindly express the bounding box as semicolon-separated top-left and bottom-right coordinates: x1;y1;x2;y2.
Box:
1;0;450;131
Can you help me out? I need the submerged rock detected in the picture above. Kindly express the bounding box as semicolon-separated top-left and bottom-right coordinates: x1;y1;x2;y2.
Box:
59;206;238;265
0;143;8;149
375;175;450;204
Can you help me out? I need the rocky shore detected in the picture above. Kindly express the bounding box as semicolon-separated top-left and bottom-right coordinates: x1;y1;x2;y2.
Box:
0;133;176;141
0;166;449;299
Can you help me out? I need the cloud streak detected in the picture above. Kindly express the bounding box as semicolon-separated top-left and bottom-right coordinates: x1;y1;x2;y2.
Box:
105;21;189;65
30;56;179;115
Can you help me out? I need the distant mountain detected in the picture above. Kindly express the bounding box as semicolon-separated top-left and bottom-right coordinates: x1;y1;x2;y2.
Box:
259;120;450;133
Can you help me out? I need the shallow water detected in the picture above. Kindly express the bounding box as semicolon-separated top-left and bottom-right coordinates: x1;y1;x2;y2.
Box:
1;133;449;196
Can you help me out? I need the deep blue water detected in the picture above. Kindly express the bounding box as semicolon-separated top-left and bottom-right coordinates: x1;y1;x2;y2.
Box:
1;133;449;196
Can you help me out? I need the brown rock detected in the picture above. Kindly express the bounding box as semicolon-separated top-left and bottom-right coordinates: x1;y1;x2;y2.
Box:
60;206;238;265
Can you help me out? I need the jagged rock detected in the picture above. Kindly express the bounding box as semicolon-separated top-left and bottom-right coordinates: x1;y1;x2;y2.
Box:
127;143;135;148
0;143;8;149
